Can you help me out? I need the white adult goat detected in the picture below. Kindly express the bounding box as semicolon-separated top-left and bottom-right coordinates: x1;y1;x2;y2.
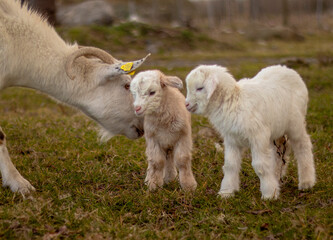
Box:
0;0;149;195
130;70;197;191
185;65;315;199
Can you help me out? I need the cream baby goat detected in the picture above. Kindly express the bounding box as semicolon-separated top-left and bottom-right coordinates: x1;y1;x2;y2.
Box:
130;70;197;191
185;65;315;199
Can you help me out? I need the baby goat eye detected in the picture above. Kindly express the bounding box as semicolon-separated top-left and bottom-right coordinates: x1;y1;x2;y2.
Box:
124;84;130;90
149;91;155;96
196;87;204;91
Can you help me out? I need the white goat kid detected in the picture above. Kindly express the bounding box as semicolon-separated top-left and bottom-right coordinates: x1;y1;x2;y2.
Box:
130;70;197;191
0;0;149;195
185;65;315;199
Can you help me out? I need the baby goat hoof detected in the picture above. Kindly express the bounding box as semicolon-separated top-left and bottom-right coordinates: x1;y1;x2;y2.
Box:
146;178;164;192
298;181;315;190
218;190;235;198
261;192;279;200
181;181;197;192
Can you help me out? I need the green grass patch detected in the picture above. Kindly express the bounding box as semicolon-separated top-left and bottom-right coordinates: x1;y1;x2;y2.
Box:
57;22;235;55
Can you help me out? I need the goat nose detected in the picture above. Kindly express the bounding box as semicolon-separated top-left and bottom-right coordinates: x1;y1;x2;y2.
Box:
135;106;141;112
185;102;190;107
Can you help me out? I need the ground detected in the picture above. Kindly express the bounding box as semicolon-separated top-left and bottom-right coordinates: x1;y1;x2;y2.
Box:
0;24;332;239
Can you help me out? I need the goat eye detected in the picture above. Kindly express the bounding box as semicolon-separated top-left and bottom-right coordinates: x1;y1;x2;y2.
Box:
196;87;204;91
149;91;155;96
124;84;130;90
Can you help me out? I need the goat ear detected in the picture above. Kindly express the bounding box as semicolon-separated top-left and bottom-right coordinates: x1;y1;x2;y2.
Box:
106;53;151;78
205;77;217;99
161;76;183;89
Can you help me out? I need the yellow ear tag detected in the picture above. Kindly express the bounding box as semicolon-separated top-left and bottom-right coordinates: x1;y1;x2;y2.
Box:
128;71;135;76
120;62;133;72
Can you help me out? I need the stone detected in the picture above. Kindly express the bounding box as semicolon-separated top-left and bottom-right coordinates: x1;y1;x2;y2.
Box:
57;0;114;26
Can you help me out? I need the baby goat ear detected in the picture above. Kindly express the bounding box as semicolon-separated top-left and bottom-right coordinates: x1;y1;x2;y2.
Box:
205;77;217;100
161;76;183;89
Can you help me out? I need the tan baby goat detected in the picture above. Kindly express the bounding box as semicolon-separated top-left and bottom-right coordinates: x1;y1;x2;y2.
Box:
130;70;197;191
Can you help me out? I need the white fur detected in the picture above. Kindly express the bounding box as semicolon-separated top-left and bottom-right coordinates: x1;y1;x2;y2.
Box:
185;65;316;199
130;70;197;191
0;0;145;195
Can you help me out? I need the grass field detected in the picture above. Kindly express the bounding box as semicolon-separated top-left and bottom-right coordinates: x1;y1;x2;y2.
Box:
0;25;332;239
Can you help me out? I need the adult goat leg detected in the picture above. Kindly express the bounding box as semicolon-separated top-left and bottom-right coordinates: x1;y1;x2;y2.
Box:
0;127;35;195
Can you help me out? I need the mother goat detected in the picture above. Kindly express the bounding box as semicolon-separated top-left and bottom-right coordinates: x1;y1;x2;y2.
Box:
0;0;149;195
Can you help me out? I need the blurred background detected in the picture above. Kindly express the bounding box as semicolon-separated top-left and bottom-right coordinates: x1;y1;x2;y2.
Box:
22;0;333;31
20;0;333;68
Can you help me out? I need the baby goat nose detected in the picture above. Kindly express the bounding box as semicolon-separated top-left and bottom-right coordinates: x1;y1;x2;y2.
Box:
135;106;141;112
185;102;190;107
